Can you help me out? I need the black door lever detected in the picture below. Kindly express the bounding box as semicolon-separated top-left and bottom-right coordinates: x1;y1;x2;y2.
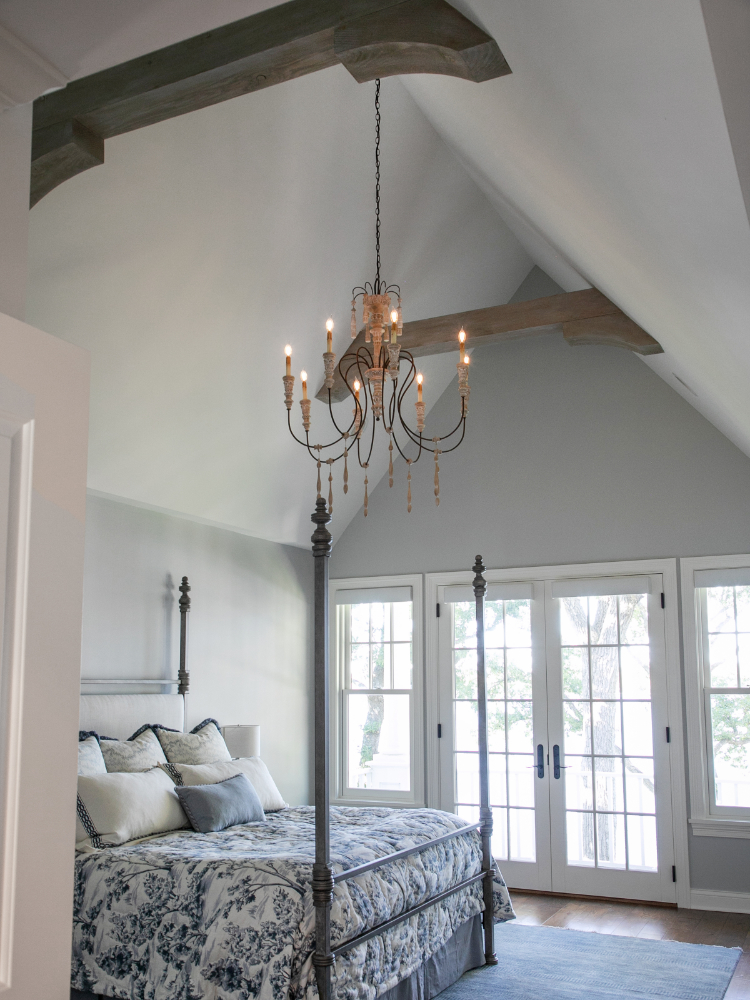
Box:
553;744;568;779
536;743;544;778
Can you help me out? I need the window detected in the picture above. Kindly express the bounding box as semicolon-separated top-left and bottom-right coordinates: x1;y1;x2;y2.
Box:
682;557;750;836
331;576;423;806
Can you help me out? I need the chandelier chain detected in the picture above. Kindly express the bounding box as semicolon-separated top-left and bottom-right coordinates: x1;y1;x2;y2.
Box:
375;78;381;290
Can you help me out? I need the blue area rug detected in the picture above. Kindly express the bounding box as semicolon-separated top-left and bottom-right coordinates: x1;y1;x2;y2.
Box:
441;922;741;1000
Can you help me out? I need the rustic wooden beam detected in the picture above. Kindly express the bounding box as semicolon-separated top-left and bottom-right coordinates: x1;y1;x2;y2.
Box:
317;288;663;401
30;0;509;207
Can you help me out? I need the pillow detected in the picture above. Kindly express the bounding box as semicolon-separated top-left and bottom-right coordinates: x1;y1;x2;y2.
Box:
100;726;168;773
156;719;231;765
176;773;265;833
161;757;287;812
76;767;187;850
78;735;106;776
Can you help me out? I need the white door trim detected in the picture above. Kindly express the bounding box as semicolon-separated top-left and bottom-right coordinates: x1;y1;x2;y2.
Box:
426;557;689;908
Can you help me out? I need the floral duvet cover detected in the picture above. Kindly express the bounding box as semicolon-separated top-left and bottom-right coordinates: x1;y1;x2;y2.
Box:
72;805;514;1000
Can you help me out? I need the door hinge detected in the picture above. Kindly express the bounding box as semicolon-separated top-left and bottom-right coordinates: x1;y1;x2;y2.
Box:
437;723;442;738
661;592;665;609
436;602;440;618
672;865;676;883
666;726;671;743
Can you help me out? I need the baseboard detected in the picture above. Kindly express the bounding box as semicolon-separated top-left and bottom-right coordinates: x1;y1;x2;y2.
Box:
690;888;750;913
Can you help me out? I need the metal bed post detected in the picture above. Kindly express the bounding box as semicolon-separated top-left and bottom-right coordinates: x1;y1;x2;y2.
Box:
178;576;191;730
311;498;334;1000
473;555;497;965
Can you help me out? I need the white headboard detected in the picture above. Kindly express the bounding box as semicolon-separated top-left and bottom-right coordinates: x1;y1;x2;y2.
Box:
79;694;185;740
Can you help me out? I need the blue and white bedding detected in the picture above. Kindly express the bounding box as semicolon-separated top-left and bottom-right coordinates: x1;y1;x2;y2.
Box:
72;805;514;1000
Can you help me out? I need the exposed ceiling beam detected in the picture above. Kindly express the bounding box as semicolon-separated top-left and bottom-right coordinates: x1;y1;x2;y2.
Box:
317;289;663;402
29;0;510;207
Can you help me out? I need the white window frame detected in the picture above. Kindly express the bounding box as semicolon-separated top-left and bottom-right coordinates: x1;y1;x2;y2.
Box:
329;574;424;807
426;556;689;908
682;554;750;839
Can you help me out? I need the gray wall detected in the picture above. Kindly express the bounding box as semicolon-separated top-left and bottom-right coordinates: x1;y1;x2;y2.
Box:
82;494;313;805
330;332;750;892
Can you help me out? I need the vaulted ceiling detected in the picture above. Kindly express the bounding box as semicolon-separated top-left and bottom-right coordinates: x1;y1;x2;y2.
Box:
4;1;749;546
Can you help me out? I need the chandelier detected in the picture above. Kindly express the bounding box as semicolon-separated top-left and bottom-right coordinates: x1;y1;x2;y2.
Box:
282;79;472;517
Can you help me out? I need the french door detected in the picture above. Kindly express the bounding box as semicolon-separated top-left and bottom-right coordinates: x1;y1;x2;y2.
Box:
435;571;677;903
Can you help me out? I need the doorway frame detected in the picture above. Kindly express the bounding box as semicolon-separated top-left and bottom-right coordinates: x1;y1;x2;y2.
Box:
425;557;689;908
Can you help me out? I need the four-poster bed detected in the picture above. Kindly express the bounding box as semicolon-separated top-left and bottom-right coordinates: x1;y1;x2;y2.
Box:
310;497;499;999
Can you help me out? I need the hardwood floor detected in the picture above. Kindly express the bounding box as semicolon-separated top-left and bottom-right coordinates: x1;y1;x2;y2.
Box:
509;891;750;997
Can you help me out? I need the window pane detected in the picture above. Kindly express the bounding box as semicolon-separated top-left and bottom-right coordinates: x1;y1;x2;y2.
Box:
488;703;505;752
347;692;410;791
591;645;620;699
350;643;369;689
506;701;533;753
371;643;386;688
621;646;651;699
454;649;477;699
506;648;532;699
593;701;622;756
508;754;534;807
455;751;478;804
625;757;655;814
392;601;413;641
486;649;504;699
509;808;535;862
567;812;595;867
565;755;593;810
564;702;591;754
370;603;387;643
350;604;370;643
563;647;589;699
620;594;648;644
594;756;624;813
736;587;750;633
392;642;412;689
739;634;750;689
706;586;736;633
453;603;476;648
490;753;506;806
709;633;738;688
484;601;504;647
597;812;626;869
561;598;588;645
711;693;750;807
622;702;652;757
627;814;658;871
491;806;508;860
455;700;478;752
504;600;531;647
589;596;618;645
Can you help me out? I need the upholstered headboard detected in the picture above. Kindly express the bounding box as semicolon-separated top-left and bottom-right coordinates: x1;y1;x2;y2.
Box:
80;694;185;740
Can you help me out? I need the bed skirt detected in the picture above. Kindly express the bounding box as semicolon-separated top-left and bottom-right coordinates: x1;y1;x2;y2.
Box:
71;914;485;1000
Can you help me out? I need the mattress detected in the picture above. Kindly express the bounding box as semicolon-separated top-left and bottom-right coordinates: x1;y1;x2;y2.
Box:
71;805;514;1000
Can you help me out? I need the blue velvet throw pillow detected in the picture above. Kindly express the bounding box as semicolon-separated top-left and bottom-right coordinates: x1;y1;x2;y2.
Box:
175;772;265;833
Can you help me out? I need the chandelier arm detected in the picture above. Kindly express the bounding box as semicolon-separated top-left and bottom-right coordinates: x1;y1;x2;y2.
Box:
326;389;355;439
436;418;467;455
389;425;422;465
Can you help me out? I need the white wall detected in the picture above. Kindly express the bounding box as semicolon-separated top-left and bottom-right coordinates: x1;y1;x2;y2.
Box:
82;494;314;805
330;332;750;894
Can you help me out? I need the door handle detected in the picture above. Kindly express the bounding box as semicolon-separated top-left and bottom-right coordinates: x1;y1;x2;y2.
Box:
536;743;544;778
553;744;568;779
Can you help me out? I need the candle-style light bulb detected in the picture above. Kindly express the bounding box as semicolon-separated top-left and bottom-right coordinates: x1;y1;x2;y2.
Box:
326;318;334;353
353;379;361;402
458;328;467;362
463;355;470;365
301;370;308;399
391;309;398;344
417;372;423;403
285;344;292;375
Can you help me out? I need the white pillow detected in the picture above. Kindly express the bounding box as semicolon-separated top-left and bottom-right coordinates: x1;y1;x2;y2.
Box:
76;767;188;850
78;736;106;776
156;720;231;765
100;727;168;772
161;758;287;812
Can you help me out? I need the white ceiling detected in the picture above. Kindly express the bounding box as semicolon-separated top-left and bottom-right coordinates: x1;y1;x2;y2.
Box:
10;1;750;546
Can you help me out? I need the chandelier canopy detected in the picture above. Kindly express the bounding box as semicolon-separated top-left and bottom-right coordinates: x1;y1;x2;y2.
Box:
283;79;472;517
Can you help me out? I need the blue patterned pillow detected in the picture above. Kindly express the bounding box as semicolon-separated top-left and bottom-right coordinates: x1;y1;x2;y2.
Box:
176;773;265;833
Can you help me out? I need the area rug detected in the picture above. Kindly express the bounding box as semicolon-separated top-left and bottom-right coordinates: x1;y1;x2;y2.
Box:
440;921;741;1000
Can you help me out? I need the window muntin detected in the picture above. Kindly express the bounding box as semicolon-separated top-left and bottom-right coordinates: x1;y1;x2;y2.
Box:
560;593;657;872
451;598;535;862
343;600;413;793
702;586;750;812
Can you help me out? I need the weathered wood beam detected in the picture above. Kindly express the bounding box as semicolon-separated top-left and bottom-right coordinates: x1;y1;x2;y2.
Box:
317;288;663;402
30;0;510;207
